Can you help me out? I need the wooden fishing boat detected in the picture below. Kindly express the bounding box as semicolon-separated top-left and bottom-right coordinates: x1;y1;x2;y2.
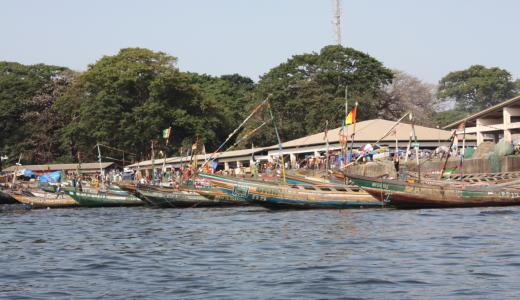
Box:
9;190;78;208
67;190;144;207
286;172;348;186
347;173;520;209
199;173;382;209
132;183;247;208
0;189;18;204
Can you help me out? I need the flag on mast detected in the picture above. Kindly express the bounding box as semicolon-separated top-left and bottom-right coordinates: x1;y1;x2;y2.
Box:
345;107;357;125
162;127;171;139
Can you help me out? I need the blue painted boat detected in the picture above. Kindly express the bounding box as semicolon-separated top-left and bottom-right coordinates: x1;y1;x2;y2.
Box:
199;173;382;209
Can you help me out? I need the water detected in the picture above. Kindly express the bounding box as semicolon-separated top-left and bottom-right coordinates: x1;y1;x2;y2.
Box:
1;206;520;299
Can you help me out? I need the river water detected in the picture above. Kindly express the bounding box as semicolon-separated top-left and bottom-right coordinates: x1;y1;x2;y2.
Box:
1;205;520;299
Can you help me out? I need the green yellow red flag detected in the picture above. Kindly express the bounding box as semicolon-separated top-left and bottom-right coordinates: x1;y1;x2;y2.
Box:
345;107;357;125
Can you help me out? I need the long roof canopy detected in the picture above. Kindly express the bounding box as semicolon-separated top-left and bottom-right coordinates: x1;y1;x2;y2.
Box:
443;95;520;129
127;147;264;168
128;118;474;168
3;162;114;172
267;119;473;150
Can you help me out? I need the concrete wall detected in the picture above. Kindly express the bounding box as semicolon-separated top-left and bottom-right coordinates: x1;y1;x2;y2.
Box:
345;156;520;178
405;156;520;174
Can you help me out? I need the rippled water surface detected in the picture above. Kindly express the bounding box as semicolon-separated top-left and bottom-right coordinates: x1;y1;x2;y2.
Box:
2;205;520;299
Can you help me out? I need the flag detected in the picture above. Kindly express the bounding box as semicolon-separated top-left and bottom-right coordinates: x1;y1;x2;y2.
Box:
162;127;171;139
345;107;357;125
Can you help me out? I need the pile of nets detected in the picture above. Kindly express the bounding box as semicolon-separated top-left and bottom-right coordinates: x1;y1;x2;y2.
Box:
488;139;514;172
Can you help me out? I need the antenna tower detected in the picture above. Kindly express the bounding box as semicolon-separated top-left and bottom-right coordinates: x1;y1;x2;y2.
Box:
333;0;342;45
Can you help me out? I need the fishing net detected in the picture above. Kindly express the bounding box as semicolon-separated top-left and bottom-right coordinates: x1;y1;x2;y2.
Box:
487;139;513;172
464;147;475;159
494;139;514;157
488;152;501;173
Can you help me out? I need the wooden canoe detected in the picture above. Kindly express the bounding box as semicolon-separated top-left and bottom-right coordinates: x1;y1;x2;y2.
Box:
133;184;247;208
67;191;144;207
0;190;18;204
348;173;520;209
199;173;382;209
10;191;78;208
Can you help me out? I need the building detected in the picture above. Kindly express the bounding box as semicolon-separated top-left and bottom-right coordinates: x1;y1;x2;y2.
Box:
2;162;115;176
127;148;265;178
128;118;473;175
444;95;520;145
263;119;476;164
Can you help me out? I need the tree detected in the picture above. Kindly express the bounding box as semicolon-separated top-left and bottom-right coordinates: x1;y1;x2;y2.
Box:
432;109;468;127
438;65;516;113
185;73;256;149
378;70;437;126
54;48;237;161
21;69;78;162
253;45;393;145
0;62;71;164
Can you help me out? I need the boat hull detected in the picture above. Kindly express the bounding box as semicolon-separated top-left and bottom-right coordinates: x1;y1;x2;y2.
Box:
11;193;78;208
199;173;382;209
135;187;246;208
67;191;144;207
348;174;520;209
0;190;18;204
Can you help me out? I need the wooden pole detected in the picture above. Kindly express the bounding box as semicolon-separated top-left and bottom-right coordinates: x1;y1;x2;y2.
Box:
267;99;286;184
348;102;358;162
410;115;420;182
439;130;457;180
404;132;412;164
97;143;104;186
459;123;466;181
343;87;348;169
325;120;330;172
150;140;155;183
373;112;410;145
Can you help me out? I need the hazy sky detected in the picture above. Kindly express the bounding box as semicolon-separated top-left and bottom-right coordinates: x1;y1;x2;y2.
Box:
1;0;519;84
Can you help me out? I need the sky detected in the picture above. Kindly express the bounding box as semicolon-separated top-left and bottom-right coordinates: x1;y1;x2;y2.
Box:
1;0;519;84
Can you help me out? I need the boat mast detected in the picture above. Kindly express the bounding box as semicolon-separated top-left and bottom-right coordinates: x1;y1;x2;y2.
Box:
97;143;105;186
150;140;155;183
439;130;457;180
267;98;287;184
201;96;269;170
347;101;358;162
410;113;420;182
343;86;348;170
11;153;22;188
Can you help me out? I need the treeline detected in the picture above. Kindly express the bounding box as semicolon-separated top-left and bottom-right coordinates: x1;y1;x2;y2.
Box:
1;46;519;165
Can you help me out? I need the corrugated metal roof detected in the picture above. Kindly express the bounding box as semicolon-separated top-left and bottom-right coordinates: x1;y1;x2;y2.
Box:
2;162;114;172
443;95;520;129
265;119;474;150
127;118;475;168
126;148;264;168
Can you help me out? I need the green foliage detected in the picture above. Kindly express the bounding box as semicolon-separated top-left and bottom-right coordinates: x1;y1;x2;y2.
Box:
0;62;71;164
54;48;254;162
3;46;518;166
438;65;516;113
253;45;393;145
432;109;468;127
514;79;520;95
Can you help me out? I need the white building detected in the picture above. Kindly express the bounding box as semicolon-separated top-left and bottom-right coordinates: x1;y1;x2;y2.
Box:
444;95;520;145
128;118;472;175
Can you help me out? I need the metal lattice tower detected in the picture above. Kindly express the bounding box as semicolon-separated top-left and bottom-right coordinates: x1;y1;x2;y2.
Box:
333;0;342;45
